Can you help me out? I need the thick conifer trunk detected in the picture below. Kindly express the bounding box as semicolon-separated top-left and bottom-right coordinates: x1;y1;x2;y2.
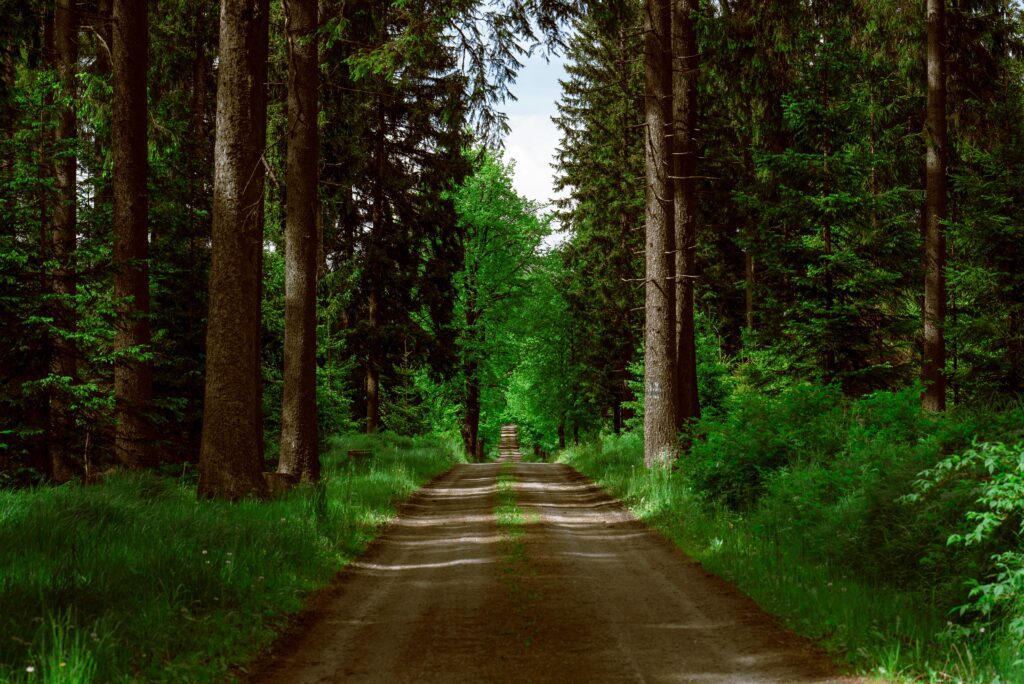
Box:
50;0;78;481
643;0;678;467
278;0;320;482
923;0;947;411
671;0;700;429
112;0;154;468
198;0;270;500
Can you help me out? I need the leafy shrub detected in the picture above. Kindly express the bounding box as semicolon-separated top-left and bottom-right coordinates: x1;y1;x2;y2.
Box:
907;441;1024;643
688;382;845;509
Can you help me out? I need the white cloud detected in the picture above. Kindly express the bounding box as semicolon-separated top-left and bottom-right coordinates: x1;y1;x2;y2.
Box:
503;113;563;210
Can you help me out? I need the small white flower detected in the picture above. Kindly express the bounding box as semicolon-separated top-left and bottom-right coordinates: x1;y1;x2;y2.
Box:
201;550;208;555
979;627;985;634
26;666;35;673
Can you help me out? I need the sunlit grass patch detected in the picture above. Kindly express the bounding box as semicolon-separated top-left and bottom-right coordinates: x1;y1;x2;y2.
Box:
0;432;462;683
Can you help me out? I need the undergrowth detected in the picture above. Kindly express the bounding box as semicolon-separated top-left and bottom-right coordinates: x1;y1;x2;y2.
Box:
561;388;1024;683
0;432;462;683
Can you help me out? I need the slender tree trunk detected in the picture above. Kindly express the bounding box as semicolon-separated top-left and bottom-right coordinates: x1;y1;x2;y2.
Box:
278;0;320;482
34;9;55;478
50;0;78;481
365;100;385;434
745;251;755;331
558;416;566;450
643;0;677;467
461;296;480;457
185;50;208;457
671;0;700;429
366;290;380;433
462;361;480;456
198;0;270;500
742;144;755;336
112;0;154;468
922;0;947;411
612;390;622;435
93;0;113;211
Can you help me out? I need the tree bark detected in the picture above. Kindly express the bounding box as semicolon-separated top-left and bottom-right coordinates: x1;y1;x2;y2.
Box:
643;0;678;467
365;99;385;434
462;362;480;457
366;291;380;433
922;0;947;411
671;0;700;429
461;287;480;456
50;0;78;481
93;0;113;211
198;0;270;500
112;0;154;468
278;0;320;483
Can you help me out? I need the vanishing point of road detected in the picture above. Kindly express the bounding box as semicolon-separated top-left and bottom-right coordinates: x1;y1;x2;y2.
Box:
247;426;855;683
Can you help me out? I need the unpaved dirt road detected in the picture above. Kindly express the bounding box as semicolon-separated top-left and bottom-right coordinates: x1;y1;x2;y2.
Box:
247;427;854;683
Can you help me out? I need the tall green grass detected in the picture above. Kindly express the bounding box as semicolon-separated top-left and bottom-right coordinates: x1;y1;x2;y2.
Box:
561;431;1024;683
0;433;462;683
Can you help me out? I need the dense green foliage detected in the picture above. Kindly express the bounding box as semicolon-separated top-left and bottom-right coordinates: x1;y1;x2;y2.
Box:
562;406;1024;680
3;0;1024;679
0;434;462;681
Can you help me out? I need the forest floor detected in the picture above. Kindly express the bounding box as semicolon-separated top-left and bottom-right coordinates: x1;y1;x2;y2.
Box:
244;428;861;683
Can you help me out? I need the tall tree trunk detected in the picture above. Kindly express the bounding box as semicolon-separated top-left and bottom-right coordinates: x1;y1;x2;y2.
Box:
93;0;113;211
366;290;380;433
112;0;154;468
462;360;480;456
643;0;677;467
671;0;700;429
34;9;55;478
278;0;320;482
922;0;947;411
185;49;209;457
50;0;78;481
461;298;480;457
365;99;385;434
745;251;755;331
198;0;270;500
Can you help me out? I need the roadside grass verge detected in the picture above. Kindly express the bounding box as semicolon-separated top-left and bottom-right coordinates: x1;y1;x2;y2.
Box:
0;432;462;683
560;432;1023;683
